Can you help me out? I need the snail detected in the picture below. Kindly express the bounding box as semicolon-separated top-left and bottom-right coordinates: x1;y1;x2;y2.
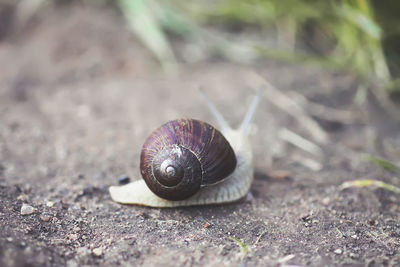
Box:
109;89;261;207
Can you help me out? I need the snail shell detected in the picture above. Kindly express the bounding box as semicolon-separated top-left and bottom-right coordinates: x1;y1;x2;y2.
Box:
110;128;252;207
109;89;260;207
139;119;237;201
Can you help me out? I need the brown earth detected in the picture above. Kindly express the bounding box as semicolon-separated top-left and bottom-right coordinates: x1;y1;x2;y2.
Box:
1;3;400;267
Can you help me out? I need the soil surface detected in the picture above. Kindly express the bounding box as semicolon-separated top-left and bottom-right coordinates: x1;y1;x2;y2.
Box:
1;4;400;267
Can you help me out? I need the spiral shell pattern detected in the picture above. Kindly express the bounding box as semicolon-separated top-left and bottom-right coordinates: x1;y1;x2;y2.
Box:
140;119;237;200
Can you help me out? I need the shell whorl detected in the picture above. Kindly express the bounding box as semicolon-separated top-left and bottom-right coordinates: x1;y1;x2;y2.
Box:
139;119;237;201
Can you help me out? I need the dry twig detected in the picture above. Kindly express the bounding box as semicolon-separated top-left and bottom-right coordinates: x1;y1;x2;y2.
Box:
287;90;360;124
279;128;323;157
245;71;329;144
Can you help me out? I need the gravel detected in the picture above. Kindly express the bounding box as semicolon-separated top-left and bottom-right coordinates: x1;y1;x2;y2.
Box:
20;204;36;215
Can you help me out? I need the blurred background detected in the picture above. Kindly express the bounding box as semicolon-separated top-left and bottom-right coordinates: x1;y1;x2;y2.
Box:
1;0;400;110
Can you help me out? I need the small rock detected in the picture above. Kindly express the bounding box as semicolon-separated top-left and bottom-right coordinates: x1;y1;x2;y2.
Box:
118;176;131;185
69;233;79;241
322;197;330;206
351;234;357;239
70;205;80;211
334;248;342;255
40;214;52;222
46;201;55;207
349;252;359;258
21;204;36;215
369;220;378;226
268;170;290;180
7;237;13;242
92;247;103;257
203;222;211;229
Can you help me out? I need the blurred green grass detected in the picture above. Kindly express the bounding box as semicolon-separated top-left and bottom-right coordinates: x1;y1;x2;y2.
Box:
118;0;400;101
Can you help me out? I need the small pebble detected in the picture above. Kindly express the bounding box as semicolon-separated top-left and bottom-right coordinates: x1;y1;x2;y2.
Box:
69;234;79;241
203;222;211;229
322;197;330;206
70;205;80;211
92;247;103;257
351;234;357;239
118;176;131;185
46;201;55;207
40;214;52;222
349;252;359;258
7;237;13;242
21;204;36;215
268;170;290;180
334;249;342;255
369;220;378;226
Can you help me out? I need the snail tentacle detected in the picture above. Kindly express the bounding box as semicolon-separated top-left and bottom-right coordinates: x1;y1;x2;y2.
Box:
240;88;263;132
198;87;231;132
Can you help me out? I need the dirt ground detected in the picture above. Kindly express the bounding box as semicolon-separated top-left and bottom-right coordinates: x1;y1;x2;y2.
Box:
1;3;400;267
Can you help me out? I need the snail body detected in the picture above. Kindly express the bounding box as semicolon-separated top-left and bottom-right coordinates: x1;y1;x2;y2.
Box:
109;89;260;207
